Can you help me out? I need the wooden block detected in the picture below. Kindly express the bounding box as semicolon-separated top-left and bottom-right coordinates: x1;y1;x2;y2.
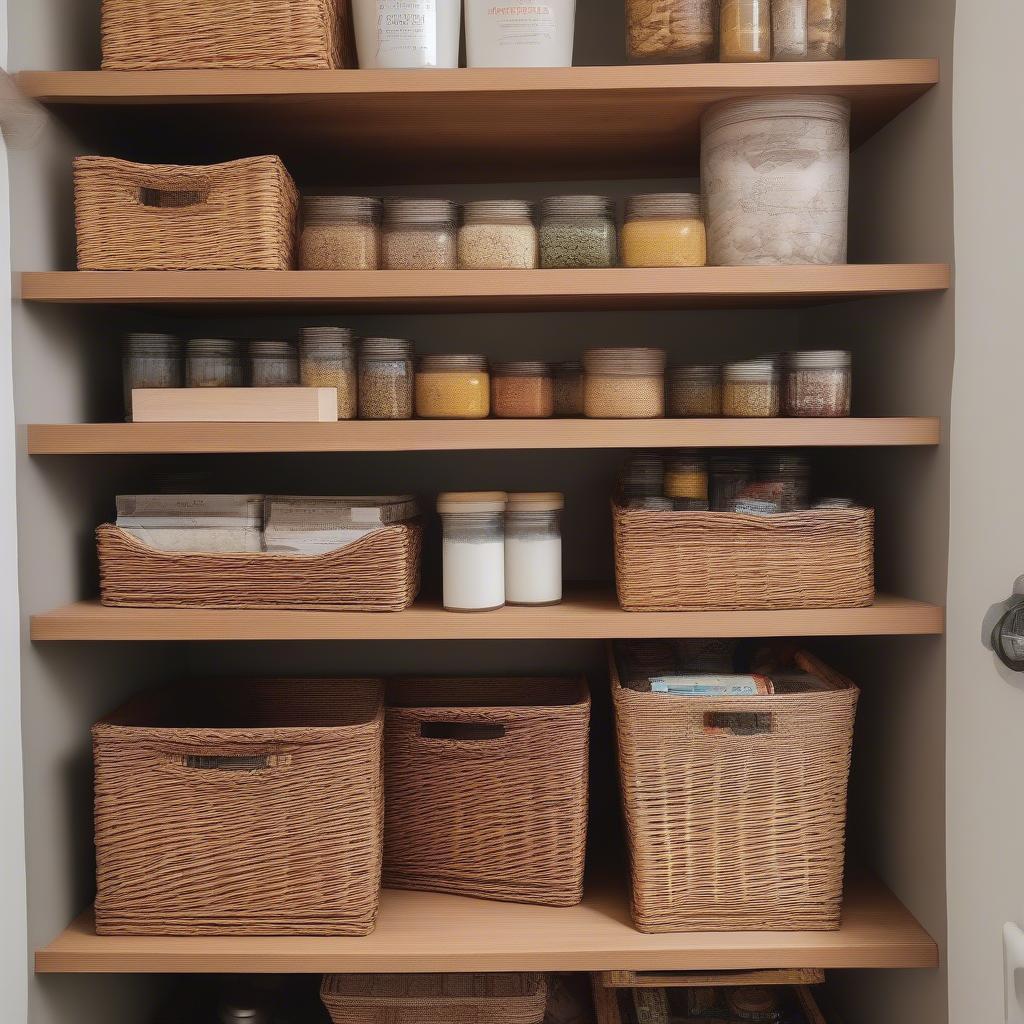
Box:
132;388;338;422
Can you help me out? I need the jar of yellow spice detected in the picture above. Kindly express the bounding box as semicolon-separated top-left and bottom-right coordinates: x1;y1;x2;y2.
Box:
665;451;709;503
299;326;357;420
622;193;707;268
583;347;667;419
416;354;490;419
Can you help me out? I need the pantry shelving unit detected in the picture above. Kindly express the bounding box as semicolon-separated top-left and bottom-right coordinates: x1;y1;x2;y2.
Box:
10;3;955;1021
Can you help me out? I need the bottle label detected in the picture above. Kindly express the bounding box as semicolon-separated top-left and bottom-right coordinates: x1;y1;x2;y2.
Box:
376;0;438;68
486;4;558;49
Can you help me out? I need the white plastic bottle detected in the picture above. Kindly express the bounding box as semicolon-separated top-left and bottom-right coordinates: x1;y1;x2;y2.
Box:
465;0;576;67
352;0;462;69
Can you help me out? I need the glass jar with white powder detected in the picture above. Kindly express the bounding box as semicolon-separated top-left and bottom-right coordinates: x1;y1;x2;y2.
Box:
504;492;563;606
438;492;508;612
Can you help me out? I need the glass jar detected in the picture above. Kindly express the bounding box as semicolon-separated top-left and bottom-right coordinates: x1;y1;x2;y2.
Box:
710;453;755;511
358;337;414;420
702;95;851;266
505;493;563;606
668;364;722;417
458;200;538;270
619;452;666;500
299;326;357;420
720;0;771;61
186;338;243;389
415;354;490;419
665;451;709;501
626;0;717;63
438;492;508;612
249;340;299;388
539;196;617;269
622;194;707;268
723;359;781;417
490;361;554;419
383;199;458;270
122;333;182;421
772;0;846;60
299;195;381;271
553;360;585;416
583;347;667;419
783;350;851;417
758;451;811;511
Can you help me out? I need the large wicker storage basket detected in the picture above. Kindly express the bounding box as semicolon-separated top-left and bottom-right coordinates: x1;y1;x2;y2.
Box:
611;647;858;932
101;0;352;70
321;974;549;1024
612;502;875;611
93;677;385;935
74;156;299;271
96;522;422;611
383;677;590;907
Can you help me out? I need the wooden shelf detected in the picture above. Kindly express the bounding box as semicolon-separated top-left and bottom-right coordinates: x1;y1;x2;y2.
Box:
17;61;939;183
27;418;941;455
30;589;944;641
20;266;950;313
35;870;937;974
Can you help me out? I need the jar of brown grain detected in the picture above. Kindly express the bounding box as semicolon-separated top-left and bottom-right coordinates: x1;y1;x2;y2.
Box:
383;199;458;270
490;361;554;418
299;326;357;420
359;337;414;420
783;350;851;417
553;360;585;416
299;196;382;270
668;364;722;417
583;347;667;419
722;358;780;418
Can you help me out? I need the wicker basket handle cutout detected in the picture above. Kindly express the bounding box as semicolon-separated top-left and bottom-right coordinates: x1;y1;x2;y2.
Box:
137;185;210;209
419;722;507;742
164;751;293;773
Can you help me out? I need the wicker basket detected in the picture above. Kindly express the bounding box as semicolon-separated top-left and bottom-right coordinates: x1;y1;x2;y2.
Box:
93;677;384;936
96;522;422;611
383;677;590;907
101;0;353;70
321;974;549;1024
612;502;875;611
74;156;299;271
611;646;858;932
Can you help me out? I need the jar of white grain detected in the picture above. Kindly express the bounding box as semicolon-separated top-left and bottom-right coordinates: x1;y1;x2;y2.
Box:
505;492;563;606
438;492;508;612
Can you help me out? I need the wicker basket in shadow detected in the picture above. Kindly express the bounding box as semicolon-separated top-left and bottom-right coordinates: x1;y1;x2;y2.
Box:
93;677;385;935
74;155;299;271
383;677;590;907
101;0;352;69
96;522;422;611
321;974;549;1024
611;648;858;932
613;502;875;611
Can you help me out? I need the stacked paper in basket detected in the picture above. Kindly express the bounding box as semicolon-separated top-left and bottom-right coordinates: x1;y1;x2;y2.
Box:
115;494;264;553
262;495;419;555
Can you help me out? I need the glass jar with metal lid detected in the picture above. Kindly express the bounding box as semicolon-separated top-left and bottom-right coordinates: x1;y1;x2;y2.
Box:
438;492;508;612
619;452;666;500
416;354;490;419
710;453;755;511
584;347;667;419
458;200;538;270
720;0;771;61
358;337;414;420
665;451;709;502
299;326;357;420
771;0;846;60
539;195;617;269
622;193;707;268
248;340;299;388
186;338;243;389
122;333;182;421
383;198;458;270
505;492;563;606
626;0;718;64
783;349;851;417
299;195;382;271
757;451;812;511
722;358;781;417
553;360;585;416
668;364;722;417
490;361;554;418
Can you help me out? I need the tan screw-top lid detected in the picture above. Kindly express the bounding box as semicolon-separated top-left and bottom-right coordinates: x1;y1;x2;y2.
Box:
437;491;509;514
506;492;565;512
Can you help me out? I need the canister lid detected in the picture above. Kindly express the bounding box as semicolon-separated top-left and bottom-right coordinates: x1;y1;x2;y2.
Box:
492;360;551;377
186;337;240;357
540;195;615;218
785;349;852;369
124;332;180;355
669;363;720;381
723;358;780;382
584;347;668;375
420;353;488;372
461;199;534;224
302;195;381;225
384;198;457;226
301;326;355;350
507;492;565;512
702;94;852;136
437;491;509;514
360;336;413;359
625;193;702;220
248;339;296;358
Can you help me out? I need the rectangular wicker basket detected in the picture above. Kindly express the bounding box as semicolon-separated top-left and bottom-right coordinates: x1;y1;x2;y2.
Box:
93;677;385;936
101;0;353;70
321;974;549;1024
96;522;422;611
612;502;875;611
383;677;591;907
611;646;858;932
74;155;299;271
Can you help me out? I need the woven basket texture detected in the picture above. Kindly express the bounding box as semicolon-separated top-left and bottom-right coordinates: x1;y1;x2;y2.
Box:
321;973;549;1024
96;522;422;611
612;649;858;932
74;155;299;270
93;677;385;935
612;502;875;611
383;677;590;907
101;0;351;69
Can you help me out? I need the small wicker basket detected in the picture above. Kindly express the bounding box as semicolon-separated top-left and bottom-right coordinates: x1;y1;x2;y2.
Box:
96;522;422;612
74;155;299;271
613;502;875;611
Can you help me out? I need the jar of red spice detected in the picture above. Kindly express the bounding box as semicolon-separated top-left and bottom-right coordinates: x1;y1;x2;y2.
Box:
490;361;554;418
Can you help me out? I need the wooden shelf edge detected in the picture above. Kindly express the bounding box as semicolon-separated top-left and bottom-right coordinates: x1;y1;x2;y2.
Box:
34;871;939;975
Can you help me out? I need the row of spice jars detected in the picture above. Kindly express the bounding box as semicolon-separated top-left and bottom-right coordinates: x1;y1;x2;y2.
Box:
299;193;707;271
438;492;564;612
626;0;846;65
